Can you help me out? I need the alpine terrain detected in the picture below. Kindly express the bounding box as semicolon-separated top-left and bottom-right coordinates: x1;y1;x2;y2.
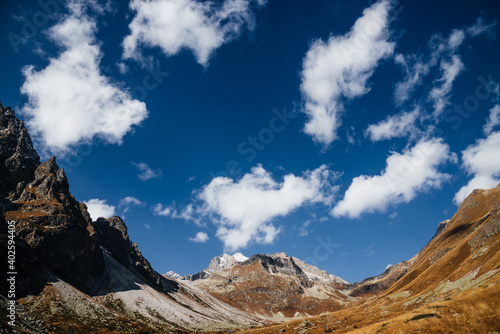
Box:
1;103;500;333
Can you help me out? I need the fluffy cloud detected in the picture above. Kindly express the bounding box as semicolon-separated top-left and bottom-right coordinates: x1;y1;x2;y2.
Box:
84;198;116;221
483;105;500;135
153;203;173;216
123;0;266;66
132;162;162;181
190;232;209;243
198;165;337;251
365;108;421;142
20;1;148;154
454;131;500;205
333;138;455;218
300;0;394;147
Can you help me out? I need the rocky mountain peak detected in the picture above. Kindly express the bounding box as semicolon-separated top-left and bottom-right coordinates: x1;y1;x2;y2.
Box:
164;271;181;280
271;252;288;257
35;155;58;177
206;252;249;272
0;104;40;197
292;256;347;284
249;253;309;282
93;216;163;289
17;156;71;204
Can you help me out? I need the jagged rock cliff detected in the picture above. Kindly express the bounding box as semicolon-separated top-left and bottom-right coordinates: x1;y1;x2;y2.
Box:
0;103;39;199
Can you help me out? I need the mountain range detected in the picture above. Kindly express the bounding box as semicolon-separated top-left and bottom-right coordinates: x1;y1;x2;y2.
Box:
1;103;500;333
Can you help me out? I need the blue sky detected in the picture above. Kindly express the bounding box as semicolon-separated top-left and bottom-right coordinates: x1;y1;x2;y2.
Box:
1;0;499;282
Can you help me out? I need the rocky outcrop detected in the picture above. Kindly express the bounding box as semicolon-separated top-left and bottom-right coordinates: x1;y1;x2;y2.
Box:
349;255;417;297
247;253;313;287
5;155;105;296
292;256;347;284
93;216;163;290
1;103;104;297
0;103;39;199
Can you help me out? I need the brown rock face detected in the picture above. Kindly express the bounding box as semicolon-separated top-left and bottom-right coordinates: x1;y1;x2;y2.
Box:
191;253;347;319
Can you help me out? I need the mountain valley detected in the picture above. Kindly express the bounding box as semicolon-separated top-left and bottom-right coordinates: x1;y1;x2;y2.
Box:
1;103;500;333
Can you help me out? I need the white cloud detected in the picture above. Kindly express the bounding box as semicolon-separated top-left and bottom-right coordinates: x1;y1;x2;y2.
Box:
298;220;311;237
393;53;428;105
84;198;116;221
153;202;201;224
365;108;421;141
190;231;209;243
333;138;455;218
145;224;151;229
395;17;496;108
483;105;500;135
364;244;375;256
454;131;500;205
122;0;266;66
394;31;464;106
300;0;394;147
119;196;144;207
132;162;162;181
467;17;497;38
183;164;338;251
429;55;464;117
20;1;148;154
117;62;129;74
119;196;145;213
153;203;173;216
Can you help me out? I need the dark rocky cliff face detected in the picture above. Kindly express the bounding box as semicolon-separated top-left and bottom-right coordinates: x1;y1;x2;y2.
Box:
93;216;163;290
0;103;39;199
0;103;165;298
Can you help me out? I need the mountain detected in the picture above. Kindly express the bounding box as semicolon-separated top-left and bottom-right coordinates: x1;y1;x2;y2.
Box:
292;256;347;284
242;184;500;334
181;252;249;281
164;271;181;280
207;252;250;271
185;252;350;320
0;104;262;333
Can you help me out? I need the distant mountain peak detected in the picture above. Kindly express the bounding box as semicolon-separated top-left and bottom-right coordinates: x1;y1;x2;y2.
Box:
207;252;249;272
164;271;181;280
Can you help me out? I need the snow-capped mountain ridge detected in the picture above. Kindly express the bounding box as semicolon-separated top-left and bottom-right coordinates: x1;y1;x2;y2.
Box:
207;252;249;272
